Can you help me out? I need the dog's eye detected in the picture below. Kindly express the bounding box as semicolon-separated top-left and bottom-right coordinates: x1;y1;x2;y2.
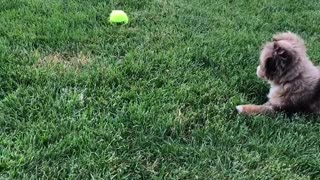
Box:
266;57;273;62
266;57;276;72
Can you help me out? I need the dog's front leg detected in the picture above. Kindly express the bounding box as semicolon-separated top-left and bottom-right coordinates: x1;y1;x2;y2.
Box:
236;104;275;115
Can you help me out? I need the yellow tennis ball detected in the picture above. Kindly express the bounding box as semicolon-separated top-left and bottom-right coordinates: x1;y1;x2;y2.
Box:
109;10;129;24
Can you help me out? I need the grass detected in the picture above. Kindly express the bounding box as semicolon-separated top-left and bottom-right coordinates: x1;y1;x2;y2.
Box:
1;0;320;179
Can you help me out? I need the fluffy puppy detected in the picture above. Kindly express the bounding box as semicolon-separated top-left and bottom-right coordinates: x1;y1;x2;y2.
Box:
237;32;320;115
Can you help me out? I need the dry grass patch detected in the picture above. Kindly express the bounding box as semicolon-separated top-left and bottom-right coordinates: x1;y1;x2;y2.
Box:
35;52;89;72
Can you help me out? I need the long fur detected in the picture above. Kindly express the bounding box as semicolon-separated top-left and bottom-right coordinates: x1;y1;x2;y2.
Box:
237;32;320;115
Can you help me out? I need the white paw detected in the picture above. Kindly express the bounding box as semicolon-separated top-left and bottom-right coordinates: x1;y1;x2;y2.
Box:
236;105;243;113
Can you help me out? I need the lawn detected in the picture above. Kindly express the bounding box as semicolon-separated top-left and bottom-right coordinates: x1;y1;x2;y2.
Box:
1;0;320;179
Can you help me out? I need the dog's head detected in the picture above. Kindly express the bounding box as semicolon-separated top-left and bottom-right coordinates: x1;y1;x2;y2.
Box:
257;32;306;83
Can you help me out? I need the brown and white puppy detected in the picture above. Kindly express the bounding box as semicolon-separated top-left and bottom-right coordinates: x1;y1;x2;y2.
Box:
236;32;320;115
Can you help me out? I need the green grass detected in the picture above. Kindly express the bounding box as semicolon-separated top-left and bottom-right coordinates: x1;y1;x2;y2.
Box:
1;0;320;179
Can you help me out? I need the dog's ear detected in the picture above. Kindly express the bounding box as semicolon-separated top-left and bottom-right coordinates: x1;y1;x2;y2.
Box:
278;51;292;70
273;43;292;69
273;42;290;58
278;49;290;60
273;42;285;54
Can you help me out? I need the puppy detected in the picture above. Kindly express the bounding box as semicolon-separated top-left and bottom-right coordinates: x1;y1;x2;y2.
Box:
236;32;320;115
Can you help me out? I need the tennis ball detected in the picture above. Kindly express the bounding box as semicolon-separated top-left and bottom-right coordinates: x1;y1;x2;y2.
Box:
109;10;129;24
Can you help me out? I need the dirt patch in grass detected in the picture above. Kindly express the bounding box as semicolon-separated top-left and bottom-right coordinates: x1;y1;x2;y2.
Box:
35;52;89;72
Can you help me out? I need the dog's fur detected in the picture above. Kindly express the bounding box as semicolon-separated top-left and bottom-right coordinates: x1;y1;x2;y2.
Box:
237;32;320;115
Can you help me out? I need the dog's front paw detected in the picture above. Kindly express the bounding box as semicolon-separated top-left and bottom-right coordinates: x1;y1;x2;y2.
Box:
236;104;255;115
236;105;244;114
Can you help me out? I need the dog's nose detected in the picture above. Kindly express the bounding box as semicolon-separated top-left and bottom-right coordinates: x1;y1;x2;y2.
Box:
256;66;265;79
